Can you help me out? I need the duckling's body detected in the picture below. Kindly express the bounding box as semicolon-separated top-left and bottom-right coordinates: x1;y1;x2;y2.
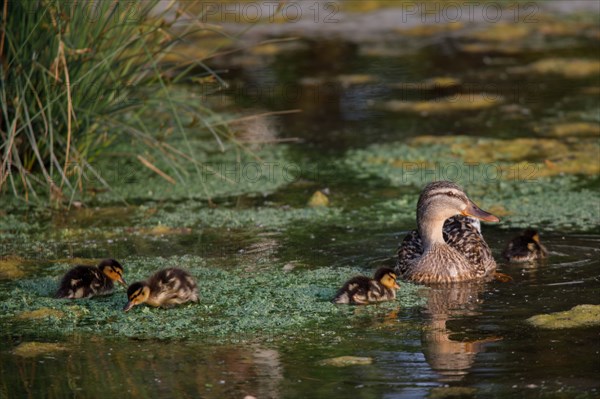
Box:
56;259;126;299
503;229;548;262
333;267;400;305
123;268;198;311
396;181;499;284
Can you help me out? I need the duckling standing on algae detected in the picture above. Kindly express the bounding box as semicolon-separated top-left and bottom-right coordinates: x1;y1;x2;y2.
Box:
503;228;548;262
396;181;500;283
123;268;198;311
332;267;401;305
56;259;126;299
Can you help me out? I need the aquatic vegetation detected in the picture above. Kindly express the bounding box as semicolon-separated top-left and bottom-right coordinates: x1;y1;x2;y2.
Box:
526;305;600;329
17;308;66;320
511;58;600;78
380;94;503;114
0;256;27;280
90;143;292;203
391;77;461;90
340;138;600;230
0;256;425;342
12;342;68;358
543;122;600;138
317;356;373;367
0;1;233;204
307;191;330;207
468;23;531;42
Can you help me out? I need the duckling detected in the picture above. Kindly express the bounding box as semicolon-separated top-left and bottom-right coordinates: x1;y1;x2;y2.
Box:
396;181;500;283
332;267;400;305
123;268;198;311
56;259;126;299
503;228;548;262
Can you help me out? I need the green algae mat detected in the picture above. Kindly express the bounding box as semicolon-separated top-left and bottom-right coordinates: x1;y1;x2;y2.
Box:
0;256;425;342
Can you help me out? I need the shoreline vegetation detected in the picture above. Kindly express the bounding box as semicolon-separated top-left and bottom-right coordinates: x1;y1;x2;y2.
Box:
0;0;259;207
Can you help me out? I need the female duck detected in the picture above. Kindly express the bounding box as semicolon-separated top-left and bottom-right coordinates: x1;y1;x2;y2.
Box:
56;259;126;299
396;181;499;283
332;267;400;305
503;228;548;262
123;268;198;311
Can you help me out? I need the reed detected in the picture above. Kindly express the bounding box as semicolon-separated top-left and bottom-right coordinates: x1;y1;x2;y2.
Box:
0;0;231;205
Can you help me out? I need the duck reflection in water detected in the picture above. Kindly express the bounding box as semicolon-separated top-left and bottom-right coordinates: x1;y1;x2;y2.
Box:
420;282;501;382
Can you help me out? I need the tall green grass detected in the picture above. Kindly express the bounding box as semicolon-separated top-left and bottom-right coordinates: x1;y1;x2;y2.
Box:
0;0;231;205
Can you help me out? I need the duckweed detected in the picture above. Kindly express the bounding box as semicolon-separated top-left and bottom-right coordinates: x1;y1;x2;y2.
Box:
526;304;600;329
0;256;425;342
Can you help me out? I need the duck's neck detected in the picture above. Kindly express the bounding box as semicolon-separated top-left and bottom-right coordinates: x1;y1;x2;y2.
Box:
418;216;447;250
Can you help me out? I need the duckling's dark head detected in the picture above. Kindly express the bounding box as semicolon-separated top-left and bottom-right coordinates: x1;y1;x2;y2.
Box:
374;267;400;290
522;228;540;242
123;282;150;312
417;181;499;226
98;259;126;286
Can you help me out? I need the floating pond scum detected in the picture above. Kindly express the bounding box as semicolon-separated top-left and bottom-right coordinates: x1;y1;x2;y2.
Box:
1;256;425;342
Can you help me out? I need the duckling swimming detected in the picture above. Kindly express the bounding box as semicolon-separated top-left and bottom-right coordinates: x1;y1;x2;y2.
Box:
56;259;126;299
396;181;500;284
503;228;548;262
332;267;400;305
123;268;198;311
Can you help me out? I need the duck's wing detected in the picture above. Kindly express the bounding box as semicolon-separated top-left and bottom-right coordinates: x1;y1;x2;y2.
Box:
56;265;101;299
148;268;198;305
443;216;496;277
396;230;423;278
332;276;371;304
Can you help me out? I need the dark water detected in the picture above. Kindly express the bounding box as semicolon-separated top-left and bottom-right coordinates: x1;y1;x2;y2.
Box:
2;4;600;399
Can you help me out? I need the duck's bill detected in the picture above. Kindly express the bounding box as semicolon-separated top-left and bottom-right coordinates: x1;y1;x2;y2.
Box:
393;282;401;289
123;301;134;312
462;200;500;222
118;277;127;287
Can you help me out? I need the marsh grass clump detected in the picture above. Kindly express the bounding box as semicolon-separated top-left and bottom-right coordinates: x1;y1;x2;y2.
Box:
0;1;231;205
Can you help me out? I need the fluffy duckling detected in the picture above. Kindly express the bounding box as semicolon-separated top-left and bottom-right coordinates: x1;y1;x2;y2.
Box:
332;267;400;305
123;268;198;311
56;259;126;299
503;229;548;262
397;181;499;283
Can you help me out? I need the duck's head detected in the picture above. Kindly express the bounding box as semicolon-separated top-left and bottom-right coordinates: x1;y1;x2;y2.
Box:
522;228;540;243
374;267;401;290
123;282;150;312
99;259;126;286
417;181;499;227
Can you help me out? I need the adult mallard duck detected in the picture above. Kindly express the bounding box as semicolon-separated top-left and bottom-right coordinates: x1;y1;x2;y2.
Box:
56;259;126;299
503;228;548;262
332;267;400;304
123;268;198;311
396;181;500;283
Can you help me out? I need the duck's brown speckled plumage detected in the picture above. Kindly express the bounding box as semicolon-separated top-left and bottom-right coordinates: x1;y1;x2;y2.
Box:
56;259;125;299
397;216;496;283
503;228;548;262
395;181;499;284
124;268;198;311
332;267;399;305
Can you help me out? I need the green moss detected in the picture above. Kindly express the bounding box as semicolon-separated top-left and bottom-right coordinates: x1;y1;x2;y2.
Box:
0;256;424;342
526;304;600;329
